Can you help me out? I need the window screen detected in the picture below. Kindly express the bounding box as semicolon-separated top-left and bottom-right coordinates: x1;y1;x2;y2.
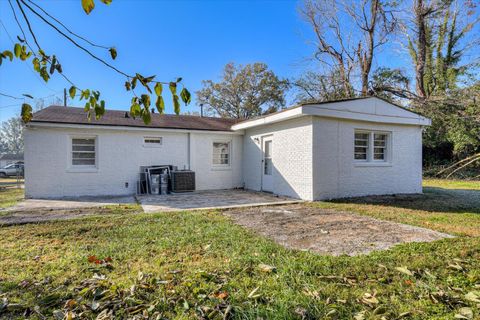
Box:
212;142;230;165
72;138;96;166
354;132;369;160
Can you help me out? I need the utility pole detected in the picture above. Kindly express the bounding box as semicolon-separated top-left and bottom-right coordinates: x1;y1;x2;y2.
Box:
63;88;67;106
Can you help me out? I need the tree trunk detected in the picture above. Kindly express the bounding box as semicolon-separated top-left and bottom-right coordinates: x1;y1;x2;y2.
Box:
414;0;427;99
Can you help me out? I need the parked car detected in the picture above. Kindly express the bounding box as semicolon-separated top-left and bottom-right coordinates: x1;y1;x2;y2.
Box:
0;162;24;177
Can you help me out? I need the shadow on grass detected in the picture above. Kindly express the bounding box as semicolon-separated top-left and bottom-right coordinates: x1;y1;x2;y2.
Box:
327;187;480;214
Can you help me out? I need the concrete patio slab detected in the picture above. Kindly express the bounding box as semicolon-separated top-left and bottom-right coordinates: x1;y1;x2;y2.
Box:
137;189;302;213
4;195;136;212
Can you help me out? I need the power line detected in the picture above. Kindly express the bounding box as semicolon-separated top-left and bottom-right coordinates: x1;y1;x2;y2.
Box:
0;92;23;100
0;19;58;93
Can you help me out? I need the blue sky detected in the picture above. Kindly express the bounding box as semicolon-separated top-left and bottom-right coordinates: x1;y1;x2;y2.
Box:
1;0;477;122
0;0;317;121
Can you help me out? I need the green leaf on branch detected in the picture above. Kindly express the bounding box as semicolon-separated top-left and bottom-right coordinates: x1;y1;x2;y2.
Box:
40;67;50;82
169;82;177;95
154;83;163;96
141;94;151;108
69;86;76;99
180;88;191;105
131;77;137;90
142;109;151;124
49;55;57;74
130;102;141;118
84;102;91;112
100;0;112;4
81;0;95;14
21;103;33;123
176;77;182;83
109;47;117;60
2;51;13;61
155;95;165;114
32;58;40;72
173;94;180;115
80;89;90;100
14;43;21;58
55;63;63;73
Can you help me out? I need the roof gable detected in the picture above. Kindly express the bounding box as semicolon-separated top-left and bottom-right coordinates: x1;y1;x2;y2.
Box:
232;97;431;130
303;97;423;119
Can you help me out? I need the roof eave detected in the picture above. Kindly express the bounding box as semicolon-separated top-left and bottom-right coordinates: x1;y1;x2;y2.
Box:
27;121;245;135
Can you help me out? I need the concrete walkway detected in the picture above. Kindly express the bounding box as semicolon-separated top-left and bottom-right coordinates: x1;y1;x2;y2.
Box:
137;189;302;213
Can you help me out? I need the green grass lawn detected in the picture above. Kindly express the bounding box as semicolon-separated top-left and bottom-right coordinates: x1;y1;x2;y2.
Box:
0;180;479;319
423;178;480;191
0;188;24;209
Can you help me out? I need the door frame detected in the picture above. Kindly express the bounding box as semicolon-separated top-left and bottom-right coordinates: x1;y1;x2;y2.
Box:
260;135;273;192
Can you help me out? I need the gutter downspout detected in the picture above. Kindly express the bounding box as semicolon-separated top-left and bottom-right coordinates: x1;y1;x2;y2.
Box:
187;132;191;170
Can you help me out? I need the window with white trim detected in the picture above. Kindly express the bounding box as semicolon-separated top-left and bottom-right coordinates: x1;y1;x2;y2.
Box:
373;133;388;160
71;138;96;166
212;141;230;166
354;130;390;162
143;137;162;146
354;132;369;160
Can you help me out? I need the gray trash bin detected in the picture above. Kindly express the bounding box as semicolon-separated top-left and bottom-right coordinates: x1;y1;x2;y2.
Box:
150;174;160;194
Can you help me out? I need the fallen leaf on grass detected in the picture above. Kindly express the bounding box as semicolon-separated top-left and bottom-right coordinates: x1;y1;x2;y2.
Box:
454;307;473;319
361;292;379;306
258;263;276;273
354;310;366;320
395;267;413;276
465;292;480;303
448;263;463;271
213;291;228;300
247;287;260;299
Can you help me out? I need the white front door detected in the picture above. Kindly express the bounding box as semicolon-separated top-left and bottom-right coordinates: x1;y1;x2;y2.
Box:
261;136;273;192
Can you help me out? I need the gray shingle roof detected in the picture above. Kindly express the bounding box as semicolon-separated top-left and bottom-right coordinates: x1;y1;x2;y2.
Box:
31;106;241;132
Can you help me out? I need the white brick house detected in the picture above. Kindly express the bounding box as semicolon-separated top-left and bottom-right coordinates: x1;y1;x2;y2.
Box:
25;97;430;200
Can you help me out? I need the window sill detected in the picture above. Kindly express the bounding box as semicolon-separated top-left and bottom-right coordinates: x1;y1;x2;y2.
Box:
354;162;392;167
142;145;162;148
66;167;99;173
211;166;232;171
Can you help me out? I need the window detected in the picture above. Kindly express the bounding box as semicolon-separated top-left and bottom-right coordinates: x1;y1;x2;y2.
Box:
212;141;230;166
354;132;369;160
373;133;387;160
71;138;96;166
144;137;162;146
264;140;272;175
354;130;390;162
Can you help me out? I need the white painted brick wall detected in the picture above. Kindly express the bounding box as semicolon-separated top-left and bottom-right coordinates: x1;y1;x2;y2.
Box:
25;115;423;200
243;117;314;200
189;132;243;190
312;117;423;199
25;127;242;198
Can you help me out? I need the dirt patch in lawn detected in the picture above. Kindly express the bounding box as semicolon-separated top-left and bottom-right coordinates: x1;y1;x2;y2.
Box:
224;204;453;256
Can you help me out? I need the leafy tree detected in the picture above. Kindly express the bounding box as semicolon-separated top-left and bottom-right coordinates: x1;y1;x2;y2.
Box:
0;116;24;154
196;63;288;119
0;0;190;124
405;0;479;100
